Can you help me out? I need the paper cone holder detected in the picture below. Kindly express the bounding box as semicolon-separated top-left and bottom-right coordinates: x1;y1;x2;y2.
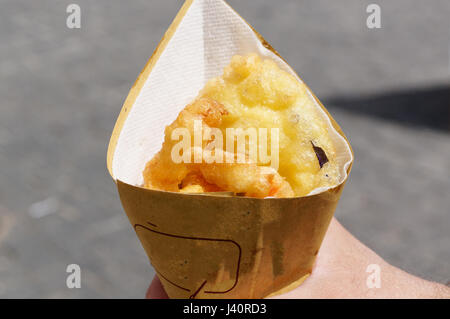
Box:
107;0;353;299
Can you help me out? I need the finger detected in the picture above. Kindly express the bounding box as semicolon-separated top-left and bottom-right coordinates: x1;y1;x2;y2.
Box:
146;275;169;299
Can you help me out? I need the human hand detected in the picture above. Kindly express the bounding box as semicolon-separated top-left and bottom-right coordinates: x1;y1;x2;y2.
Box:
146;218;449;299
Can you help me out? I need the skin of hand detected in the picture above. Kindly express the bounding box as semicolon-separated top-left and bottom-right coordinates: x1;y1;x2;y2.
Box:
146;218;450;299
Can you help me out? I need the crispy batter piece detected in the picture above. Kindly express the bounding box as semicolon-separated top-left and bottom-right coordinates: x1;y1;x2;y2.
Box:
143;97;294;198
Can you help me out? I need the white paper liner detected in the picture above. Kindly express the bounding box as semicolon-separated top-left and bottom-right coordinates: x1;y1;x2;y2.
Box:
111;0;353;196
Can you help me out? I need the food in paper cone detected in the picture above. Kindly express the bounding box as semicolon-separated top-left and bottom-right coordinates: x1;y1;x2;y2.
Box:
143;54;339;197
107;0;353;299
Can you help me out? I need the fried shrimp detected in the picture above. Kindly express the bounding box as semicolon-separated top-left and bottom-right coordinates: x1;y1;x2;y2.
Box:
198;162;294;198
143;97;228;192
179;171;222;193
143;97;293;198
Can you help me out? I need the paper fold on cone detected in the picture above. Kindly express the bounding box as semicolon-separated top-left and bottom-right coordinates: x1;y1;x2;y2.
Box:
107;0;354;299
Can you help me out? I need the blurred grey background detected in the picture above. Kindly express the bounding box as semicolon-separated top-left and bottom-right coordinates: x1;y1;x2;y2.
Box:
0;0;448;298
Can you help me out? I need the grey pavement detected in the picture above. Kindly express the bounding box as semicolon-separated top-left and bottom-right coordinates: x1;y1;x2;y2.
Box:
0;0;449;298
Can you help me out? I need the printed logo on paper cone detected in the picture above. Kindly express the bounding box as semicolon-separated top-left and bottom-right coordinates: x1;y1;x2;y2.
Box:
135;221;241;298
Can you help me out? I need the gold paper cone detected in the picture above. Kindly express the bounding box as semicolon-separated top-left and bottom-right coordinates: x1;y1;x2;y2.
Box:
107;0;353;299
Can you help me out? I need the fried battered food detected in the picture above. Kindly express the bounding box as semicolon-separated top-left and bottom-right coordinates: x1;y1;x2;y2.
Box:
143;97;228;192
143;54;339;197
199;163;294;198
143;97;293;197
179;171;222;194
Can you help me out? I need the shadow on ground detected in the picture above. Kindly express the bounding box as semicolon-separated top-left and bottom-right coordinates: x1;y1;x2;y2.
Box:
325;86;450;132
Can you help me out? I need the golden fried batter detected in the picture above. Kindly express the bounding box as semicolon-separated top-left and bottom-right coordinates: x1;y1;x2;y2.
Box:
143;54;339;197
143;97;293;197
